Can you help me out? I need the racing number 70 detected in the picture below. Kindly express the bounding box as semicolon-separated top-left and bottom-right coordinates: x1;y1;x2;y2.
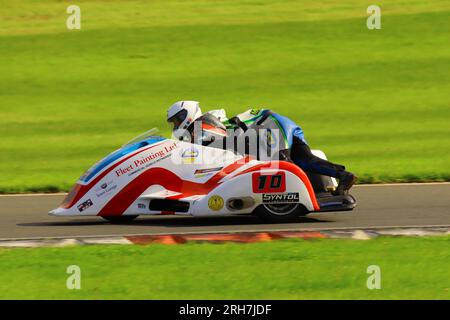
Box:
252;172;286;193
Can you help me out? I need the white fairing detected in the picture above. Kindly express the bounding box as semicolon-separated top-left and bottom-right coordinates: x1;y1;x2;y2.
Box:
50;137;319;218
190;170;316;216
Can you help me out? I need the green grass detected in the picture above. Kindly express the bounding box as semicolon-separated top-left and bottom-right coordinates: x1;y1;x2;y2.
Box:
0;236;449;299
1;0;450;192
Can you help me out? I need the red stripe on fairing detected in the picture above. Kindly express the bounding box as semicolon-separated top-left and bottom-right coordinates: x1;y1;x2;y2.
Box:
166;156;253;200
98;157;253;216
62;141;167;209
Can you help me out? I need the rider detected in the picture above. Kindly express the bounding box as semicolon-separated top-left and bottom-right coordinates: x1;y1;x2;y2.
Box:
167;100;228;147
167;101;356;195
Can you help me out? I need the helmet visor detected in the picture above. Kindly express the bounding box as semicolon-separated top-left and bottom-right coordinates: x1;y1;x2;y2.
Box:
167;109;188;130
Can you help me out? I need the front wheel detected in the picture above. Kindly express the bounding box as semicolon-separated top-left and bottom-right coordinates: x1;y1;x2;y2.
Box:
254;204;308;223
102;215;139;223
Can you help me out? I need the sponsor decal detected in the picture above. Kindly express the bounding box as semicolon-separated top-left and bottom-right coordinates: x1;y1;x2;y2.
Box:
194;167;223;178
181;147;199;164
115;142;179;177
77;199;93;212
94;180;117;198
262;192;300;204
137;203;146;209
208;195;224;211
250;108;261;115
194;167;222;175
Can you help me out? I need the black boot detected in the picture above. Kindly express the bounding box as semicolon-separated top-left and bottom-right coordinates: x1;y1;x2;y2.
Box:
333;172;357;196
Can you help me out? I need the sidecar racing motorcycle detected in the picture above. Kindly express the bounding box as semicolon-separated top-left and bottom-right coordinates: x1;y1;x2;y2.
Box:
50;129;356;223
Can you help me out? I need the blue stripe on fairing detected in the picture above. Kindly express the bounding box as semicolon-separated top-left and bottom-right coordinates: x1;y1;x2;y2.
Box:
80;136;166;183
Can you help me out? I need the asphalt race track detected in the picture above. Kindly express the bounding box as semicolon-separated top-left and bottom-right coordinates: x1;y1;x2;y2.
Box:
0;184;449;240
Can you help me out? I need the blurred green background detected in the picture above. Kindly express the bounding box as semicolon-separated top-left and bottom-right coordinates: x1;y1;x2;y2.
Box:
1;0;449;192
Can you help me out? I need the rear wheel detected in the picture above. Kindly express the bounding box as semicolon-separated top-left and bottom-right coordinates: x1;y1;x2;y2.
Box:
102;215;139;223
254;204;308;223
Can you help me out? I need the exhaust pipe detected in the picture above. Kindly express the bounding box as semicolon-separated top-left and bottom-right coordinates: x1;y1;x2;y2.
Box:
227;197;255;211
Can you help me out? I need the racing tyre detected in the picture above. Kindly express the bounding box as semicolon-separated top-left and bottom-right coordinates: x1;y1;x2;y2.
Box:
254;204;308;223
102;215;139;223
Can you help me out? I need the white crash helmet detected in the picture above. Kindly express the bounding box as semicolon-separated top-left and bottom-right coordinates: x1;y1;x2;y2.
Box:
167;101;202;131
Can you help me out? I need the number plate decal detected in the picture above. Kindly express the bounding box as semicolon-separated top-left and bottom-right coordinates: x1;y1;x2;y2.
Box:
252;172;286;193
